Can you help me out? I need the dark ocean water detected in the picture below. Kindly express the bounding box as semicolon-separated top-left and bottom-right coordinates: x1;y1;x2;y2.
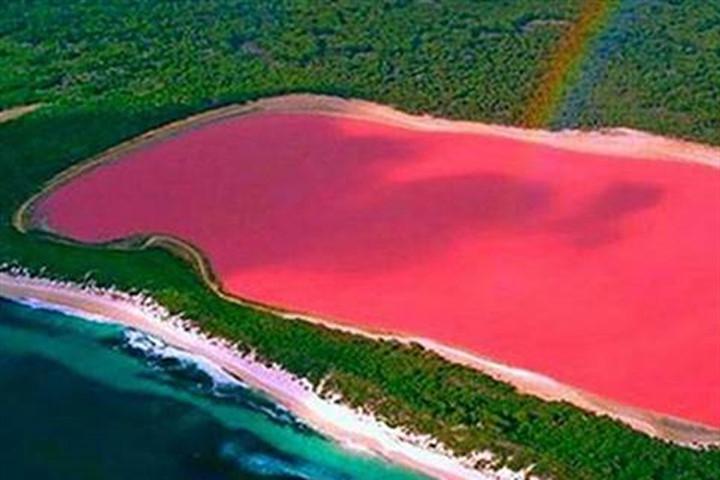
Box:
0;299;426;480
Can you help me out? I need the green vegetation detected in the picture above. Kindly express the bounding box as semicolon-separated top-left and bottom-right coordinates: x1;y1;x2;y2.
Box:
3;0;718;143
2;1;719;479
551;0;720;143
1;0;576;122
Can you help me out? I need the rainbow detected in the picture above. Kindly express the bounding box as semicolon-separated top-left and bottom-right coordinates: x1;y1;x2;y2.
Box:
521;0;620;128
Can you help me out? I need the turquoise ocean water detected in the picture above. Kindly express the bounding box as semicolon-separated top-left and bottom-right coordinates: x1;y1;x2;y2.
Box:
0;298;426;480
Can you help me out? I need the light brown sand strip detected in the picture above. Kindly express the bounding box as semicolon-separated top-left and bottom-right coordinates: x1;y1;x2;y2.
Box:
0;104;41;124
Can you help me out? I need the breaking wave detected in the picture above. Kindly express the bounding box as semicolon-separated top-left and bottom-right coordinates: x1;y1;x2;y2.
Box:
220;439;351;480
118;329;313;433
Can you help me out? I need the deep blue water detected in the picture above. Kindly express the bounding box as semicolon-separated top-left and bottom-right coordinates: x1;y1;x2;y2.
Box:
0;299;426;480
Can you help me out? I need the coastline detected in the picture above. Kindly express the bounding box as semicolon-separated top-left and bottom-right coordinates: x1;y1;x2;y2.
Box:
14;94;720;446
0;271;534;480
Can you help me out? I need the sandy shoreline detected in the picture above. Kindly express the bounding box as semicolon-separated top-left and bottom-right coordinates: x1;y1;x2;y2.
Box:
0;271;536;480
250;95;720;168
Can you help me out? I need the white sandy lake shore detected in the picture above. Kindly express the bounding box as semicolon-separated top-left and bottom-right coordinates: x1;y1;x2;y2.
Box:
0;271;537;480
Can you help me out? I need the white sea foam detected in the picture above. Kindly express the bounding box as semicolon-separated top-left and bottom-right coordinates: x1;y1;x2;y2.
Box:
14;296;116;325
120;328;303;429
220;442;333;480
122;328;242;388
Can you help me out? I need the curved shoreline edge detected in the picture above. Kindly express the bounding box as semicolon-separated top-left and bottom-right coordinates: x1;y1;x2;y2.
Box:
0;271;533;480
13;94;720;448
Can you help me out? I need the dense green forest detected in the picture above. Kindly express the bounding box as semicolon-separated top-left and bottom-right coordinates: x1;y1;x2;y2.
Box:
3;0;718;143
551;0;720;143
2;1;719;479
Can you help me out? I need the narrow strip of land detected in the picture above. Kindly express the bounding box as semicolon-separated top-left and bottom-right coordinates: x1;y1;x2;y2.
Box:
0;104;41;124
